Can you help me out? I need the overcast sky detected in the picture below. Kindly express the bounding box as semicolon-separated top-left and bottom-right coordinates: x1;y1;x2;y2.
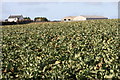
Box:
2;2;118;20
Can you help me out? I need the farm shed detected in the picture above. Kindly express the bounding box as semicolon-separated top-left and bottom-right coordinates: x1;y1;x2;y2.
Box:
62;15;108;21
73;15;108;21
8;15;24;22
61;16;76;21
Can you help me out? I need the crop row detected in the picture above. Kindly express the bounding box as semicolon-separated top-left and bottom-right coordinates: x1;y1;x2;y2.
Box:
1;19;120;79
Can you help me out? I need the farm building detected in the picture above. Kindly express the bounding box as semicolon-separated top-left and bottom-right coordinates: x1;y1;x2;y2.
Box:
8;15;24;22
62;15;108;21
61;16;76;21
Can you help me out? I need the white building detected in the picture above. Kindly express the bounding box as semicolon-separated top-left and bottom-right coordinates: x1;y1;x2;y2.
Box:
62;15;108;21
8;15;24;22
61;16;76;21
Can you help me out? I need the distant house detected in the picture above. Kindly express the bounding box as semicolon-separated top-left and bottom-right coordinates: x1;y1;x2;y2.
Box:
61;16;76;21
62;15;108;21
8;15;24;22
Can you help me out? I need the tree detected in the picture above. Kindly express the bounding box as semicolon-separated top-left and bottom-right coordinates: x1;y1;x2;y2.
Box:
19;17;33;23
34;17;48;22
24;17;31;20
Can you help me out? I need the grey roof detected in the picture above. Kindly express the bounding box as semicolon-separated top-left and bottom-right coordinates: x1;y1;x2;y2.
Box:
81;15;108;18
8;15;23;18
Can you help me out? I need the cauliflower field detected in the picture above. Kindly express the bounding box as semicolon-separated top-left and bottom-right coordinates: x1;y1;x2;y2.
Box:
1;19;120;79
